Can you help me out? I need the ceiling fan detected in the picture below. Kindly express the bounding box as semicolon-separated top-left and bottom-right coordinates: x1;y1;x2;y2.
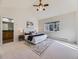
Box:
33;0;49;11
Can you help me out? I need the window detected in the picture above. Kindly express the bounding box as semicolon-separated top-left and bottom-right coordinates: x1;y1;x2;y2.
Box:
44;21;59;32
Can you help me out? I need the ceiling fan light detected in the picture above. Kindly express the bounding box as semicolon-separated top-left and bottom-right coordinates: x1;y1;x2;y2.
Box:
43;8;45;11
37;9;39;11
36;6;42;11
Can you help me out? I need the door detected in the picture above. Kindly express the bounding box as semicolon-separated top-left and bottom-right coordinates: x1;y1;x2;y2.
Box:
2;17;14;44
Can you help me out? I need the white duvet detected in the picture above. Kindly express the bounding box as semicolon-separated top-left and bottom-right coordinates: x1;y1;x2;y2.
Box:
0;40;78;59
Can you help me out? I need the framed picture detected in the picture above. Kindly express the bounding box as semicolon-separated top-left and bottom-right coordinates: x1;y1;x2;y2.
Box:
26;21;34;28
25;21;36;33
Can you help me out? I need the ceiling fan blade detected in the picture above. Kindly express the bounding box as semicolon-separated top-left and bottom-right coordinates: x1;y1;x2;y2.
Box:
44;4;49;6
39;0;43;6
39;0;42;3
33;5;39;7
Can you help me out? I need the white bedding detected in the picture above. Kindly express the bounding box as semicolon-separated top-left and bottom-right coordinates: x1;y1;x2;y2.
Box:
0;39;78;59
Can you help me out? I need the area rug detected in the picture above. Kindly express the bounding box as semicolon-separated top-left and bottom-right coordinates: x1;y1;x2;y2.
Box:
25;38;53;56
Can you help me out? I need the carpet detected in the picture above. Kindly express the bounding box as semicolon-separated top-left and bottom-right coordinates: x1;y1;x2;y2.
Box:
25;39;53;56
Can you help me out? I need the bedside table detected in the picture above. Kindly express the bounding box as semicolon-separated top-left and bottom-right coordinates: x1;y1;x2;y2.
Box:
18;35;25;41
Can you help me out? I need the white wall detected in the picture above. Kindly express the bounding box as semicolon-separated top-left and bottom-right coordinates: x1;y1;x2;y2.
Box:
0;7;38;43
39;12;78;43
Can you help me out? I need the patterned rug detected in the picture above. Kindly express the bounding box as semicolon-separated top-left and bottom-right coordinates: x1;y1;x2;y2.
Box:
25;38;53;56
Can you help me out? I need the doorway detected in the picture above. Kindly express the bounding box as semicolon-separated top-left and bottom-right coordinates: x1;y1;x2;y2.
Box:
2;17;14;44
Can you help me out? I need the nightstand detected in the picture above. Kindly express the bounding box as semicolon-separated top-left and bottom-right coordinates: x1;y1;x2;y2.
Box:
18;35;25;41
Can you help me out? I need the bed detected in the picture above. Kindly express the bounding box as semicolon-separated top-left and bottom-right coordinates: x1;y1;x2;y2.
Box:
25;33;47;44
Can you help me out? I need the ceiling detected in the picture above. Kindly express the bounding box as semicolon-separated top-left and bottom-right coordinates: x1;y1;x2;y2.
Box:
0;0;77;20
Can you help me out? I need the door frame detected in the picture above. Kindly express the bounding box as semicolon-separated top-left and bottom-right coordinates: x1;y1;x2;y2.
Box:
1;17;14;44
